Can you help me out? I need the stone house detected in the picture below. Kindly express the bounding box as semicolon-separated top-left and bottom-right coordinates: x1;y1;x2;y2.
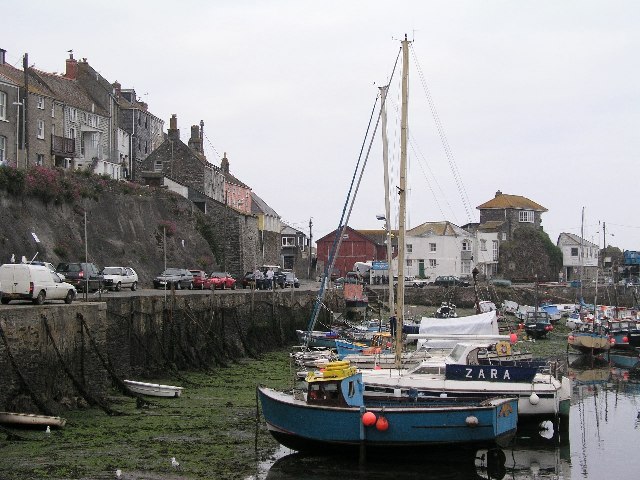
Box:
0;49;20;166
140;115;225;204
220;153;252;215
476;190;548;242
280;224;309;277
114;83;164;180
557;232;599;283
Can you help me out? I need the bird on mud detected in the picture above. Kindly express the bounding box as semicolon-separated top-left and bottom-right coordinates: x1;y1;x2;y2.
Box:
171;457;181;470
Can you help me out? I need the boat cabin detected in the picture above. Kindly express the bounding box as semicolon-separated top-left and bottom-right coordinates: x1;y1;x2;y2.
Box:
524;310;553;339
305;363;364;407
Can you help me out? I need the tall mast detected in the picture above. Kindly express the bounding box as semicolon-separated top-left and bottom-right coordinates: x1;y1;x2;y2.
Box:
379;85;394;313
395;34;410;368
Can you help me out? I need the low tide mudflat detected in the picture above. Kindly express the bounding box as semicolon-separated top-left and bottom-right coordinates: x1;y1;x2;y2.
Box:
0;351;293;479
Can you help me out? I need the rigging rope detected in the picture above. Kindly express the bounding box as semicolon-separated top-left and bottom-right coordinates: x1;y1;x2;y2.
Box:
410;45;474;224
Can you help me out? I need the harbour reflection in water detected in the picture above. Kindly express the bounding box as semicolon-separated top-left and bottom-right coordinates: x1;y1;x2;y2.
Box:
253;360;640;480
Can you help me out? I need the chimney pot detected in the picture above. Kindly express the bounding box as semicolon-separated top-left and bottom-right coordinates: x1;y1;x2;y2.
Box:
495;190;502;197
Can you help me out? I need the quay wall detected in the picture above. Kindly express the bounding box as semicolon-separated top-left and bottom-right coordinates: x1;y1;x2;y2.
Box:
0;289;340;415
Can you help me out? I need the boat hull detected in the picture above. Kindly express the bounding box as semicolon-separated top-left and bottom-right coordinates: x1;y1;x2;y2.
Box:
296;330;338;349
567;332;610;355
258;387;517;452
0;412;66;429
123;380;183;397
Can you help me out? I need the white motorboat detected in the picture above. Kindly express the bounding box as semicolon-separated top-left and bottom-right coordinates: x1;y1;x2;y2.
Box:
123;380;183;397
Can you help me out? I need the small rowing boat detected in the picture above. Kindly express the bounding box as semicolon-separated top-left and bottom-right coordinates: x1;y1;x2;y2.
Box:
123;380;183;397
0;411;67;429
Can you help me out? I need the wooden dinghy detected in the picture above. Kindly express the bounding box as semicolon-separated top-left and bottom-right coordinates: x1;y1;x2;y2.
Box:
0;411;67;429
123;379;183;397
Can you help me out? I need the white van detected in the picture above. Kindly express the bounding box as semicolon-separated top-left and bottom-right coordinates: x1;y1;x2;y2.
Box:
0;264;77;305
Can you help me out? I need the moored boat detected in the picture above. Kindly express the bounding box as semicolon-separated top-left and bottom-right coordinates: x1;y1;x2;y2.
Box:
123;380;183;397
0;411;66;429
258;360;518;452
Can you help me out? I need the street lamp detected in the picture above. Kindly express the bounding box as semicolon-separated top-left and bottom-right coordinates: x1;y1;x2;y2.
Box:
12;101;23;168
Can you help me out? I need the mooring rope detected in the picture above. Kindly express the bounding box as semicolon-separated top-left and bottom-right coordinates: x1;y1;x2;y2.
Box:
41;315;122;416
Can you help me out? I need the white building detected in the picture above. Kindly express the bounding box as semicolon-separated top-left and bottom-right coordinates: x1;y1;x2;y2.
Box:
557;232;599;282
405;221;476;280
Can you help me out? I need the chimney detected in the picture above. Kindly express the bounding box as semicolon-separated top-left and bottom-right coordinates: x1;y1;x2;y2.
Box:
221;152;230;174
65;52;77;79
188;125;203;154
0;49;5;65
112;81;121;98
495;190;502;197
168;114;180;141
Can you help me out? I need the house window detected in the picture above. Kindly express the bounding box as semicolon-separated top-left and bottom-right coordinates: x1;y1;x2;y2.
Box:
429;259;437;268
571;247;578;257
519;210;534;223
51;103;55;118
407;244;413;253
480;239;487;251
0;91;6;120
462;240;471;251
37;96;44;109
36;154;44;166
501;233;507;241
69;108;77;122
492;240;499;261
461;261;471;275
37;120;45;139
282;237;295;247
51;124;55;136
406;259;413;267
429;243;437;252
154;160;163;172
0;135;6;162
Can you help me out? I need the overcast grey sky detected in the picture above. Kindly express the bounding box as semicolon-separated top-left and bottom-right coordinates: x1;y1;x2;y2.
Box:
5;1;639;251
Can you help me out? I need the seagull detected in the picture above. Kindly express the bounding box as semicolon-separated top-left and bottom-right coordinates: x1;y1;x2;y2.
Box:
115;469;122;478
45;426;51;434
171;457;180;470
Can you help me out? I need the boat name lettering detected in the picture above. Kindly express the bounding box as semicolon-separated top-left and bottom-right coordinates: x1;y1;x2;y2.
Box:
464;367;511;381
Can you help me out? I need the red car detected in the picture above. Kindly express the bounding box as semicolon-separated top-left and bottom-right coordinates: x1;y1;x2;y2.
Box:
209;272;237;290
190;270;214;290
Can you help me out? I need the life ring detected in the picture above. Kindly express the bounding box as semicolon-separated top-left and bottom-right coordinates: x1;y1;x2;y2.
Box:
496;341;511;356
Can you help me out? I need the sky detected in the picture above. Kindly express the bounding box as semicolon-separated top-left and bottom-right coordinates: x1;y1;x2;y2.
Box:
4;1;639;251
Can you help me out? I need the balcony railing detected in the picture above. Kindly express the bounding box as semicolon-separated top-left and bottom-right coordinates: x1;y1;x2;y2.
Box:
51;135;76;157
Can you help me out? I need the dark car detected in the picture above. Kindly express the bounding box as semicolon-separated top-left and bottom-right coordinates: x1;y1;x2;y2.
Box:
242;271;266;289
284;272;300;288
190;269;214;290
524;310;553;339
260;265;286;289
56;262;102;292
433;275;470;287
153;268;194;290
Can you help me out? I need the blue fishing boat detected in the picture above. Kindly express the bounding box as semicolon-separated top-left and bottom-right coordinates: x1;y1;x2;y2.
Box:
258;361;518;452
605;319;640;350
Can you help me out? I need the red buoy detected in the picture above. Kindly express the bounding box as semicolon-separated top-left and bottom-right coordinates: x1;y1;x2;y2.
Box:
610;338;616;344
568;335;575;341
623;336;629;343
375;416;389;431
509;333;518;344
362;411;377;427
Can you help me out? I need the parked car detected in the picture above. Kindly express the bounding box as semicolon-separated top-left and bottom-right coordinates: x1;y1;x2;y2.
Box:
209;272;236;290
433;275;470;287
190;270;214;290
56;262;103;292
490;278;512;288
0;263;76;305
260;265;286;289
242;271;265;289
284;272;300;288
30;261;62;278
405;276;430;288
101;266;138;291
153;268;194;290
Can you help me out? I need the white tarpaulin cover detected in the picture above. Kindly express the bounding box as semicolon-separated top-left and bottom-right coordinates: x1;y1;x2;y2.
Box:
416;311;499;350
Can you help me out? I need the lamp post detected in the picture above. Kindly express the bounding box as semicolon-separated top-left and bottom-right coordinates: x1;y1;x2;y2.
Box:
12;101;23;168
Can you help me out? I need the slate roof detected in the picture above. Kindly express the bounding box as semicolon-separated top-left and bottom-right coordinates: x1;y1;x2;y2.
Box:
557;232;598;248
408;221;470;237
478;220;505;232
251;191;279;217
477;192;547;212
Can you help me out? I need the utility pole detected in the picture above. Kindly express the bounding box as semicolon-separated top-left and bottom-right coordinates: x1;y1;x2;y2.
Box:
308;218;313;279
22;53;29;167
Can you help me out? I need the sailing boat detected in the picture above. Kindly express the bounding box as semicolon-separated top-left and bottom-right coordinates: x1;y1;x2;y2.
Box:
567;209;611;355
258;36;519;453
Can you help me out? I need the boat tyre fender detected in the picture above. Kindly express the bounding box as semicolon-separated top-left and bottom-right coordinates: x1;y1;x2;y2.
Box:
496;341;512;356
